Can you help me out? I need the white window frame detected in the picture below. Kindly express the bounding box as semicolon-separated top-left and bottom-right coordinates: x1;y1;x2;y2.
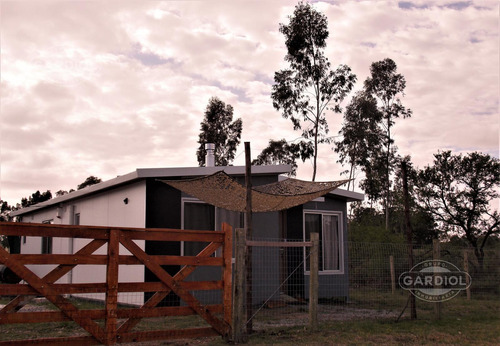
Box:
303;210;344;275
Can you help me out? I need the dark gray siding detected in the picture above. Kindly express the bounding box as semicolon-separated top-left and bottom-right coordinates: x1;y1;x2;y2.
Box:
287;196;350;299
144;178;182;305
145;174;282;305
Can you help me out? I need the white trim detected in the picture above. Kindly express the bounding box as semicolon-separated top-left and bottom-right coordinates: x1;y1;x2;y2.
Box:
303;209;344;275
311;197;325;202
328;188;364;202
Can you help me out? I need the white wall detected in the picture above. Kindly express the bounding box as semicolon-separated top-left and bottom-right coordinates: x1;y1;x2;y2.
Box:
20;181;147;305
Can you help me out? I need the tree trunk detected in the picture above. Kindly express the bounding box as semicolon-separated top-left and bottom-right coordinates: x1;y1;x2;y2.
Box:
311;84;322;182
402;161;417;319
347;163;355;191
385;117;391;231
474;247;485;272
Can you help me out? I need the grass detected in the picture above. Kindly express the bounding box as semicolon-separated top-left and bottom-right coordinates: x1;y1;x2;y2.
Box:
0;292;499;345
244;291;500;345
247;315;500;345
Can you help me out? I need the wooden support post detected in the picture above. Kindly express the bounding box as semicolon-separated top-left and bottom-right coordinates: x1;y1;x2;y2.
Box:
222;223;233;334
309;232;319;331
244;142;253;334
232;228;247;343
433;239;442;320
390;255;396;295
463;250;471;300
105;229;119;345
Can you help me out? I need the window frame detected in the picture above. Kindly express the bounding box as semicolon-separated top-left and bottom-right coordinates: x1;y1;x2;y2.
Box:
303;209;344;275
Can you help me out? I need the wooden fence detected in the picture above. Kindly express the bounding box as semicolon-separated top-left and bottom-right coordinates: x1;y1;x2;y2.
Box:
0;222;232;345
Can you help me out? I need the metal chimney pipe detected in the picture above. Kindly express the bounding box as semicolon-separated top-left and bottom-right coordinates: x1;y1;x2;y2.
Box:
205;143;215;167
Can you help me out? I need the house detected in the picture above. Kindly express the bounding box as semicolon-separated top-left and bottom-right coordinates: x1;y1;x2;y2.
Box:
10;163;363;306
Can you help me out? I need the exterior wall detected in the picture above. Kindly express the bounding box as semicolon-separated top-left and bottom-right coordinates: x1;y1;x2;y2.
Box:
145;174;282;305
15;171;354;307
286;196;350;300
251;211;281;304
144;178;182;306
19;181;147;305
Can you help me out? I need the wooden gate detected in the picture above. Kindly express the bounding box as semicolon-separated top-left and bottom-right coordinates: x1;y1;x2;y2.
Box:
0;222;232;345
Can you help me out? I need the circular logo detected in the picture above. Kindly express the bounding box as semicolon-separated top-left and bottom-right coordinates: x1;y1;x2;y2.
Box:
398;260;471;302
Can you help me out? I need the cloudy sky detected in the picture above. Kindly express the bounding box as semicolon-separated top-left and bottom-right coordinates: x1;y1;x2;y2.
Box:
1;0;498;206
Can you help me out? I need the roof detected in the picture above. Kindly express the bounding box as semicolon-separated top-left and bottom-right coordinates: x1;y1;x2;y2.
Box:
10;164;363;217
10;165;291;216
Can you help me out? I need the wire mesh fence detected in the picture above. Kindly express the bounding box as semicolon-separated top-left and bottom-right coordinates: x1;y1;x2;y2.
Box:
246;240;500;330
1;222;499;343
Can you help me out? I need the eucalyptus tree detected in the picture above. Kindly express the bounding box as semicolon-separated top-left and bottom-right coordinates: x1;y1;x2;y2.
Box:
253;139;314;176
271;1;356;181
196;97;243;167
364;58;412;230
335;91;384;191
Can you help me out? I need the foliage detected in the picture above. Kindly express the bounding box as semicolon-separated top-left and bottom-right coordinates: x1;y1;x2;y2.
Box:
21;190;52;208
196;97;243;167
77;176;102;190
0;200;11;248
415;150;500;267
362;58;412;229
335;91;384;190
271;1;356;181
253;139;313;176
348;204;404;243
0;201;12;221
348;198;436;245
391;158;438;244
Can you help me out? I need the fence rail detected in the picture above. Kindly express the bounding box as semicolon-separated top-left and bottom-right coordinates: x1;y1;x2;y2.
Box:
0;222;232;345
1;222;498;343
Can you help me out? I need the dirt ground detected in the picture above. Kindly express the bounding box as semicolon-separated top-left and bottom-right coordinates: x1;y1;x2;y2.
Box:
1;300;399;345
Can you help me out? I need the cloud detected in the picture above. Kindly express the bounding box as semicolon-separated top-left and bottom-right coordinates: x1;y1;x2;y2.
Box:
0;0;498;205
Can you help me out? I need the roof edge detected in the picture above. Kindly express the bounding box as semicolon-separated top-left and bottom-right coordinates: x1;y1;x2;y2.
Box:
10;164;292;216
329;188;364;202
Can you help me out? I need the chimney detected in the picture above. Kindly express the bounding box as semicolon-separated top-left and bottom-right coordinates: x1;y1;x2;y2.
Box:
205;143;215;167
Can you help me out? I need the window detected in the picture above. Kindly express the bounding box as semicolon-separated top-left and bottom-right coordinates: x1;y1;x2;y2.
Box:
41;219;53;254
182;198;242;256
41;236;53;254
183;200;215;256
74;213;80;225
303;211;343;274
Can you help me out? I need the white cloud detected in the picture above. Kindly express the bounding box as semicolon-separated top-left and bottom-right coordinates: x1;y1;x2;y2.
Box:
0;0;498;205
